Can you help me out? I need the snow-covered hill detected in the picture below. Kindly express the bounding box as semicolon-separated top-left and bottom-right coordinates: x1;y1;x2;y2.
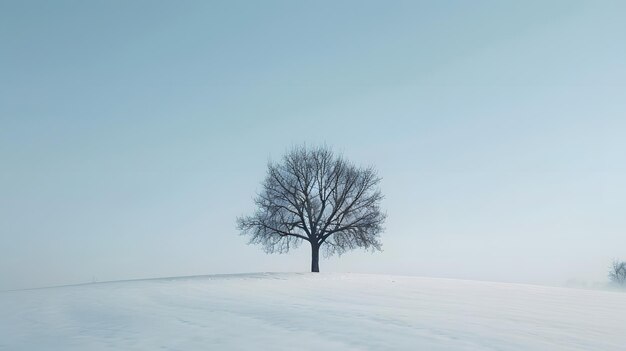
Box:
1;273;625;350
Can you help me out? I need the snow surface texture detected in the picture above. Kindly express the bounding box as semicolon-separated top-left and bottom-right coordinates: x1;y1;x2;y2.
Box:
1;273;625;351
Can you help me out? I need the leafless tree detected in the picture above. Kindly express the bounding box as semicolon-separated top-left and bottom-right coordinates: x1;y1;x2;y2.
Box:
237;145;386;272
609;260;626;286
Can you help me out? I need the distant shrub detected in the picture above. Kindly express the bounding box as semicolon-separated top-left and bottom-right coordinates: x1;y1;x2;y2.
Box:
608;260;626;287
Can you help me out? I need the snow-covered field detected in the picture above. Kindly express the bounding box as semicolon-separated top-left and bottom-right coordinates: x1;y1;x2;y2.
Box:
1;273;625;351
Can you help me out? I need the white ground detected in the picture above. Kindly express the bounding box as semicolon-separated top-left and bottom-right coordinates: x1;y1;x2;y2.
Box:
1;273;625;350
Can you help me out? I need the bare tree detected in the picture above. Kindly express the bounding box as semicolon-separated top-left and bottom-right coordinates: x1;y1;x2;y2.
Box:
609;260;626;286
237;145;386;272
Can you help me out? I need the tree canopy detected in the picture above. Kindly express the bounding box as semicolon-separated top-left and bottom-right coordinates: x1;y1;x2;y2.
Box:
237;145;386;272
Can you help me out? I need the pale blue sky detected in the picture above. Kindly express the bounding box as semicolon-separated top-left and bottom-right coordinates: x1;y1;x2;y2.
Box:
1;1;625;290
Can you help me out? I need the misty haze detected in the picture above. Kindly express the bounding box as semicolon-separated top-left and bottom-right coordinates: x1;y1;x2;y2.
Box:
1;1;625;350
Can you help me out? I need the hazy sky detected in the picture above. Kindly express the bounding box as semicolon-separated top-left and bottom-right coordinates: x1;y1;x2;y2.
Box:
1;0;625;290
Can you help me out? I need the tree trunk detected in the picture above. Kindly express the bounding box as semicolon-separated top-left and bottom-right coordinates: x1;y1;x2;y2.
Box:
311;243;320;272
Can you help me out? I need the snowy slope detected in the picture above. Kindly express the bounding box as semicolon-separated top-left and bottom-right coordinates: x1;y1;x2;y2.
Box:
1;273;625;351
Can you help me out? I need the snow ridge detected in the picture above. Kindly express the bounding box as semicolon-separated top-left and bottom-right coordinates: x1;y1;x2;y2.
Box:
1;273;625;350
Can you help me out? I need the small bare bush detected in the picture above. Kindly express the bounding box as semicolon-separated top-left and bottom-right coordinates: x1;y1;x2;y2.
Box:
608;260;626;286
